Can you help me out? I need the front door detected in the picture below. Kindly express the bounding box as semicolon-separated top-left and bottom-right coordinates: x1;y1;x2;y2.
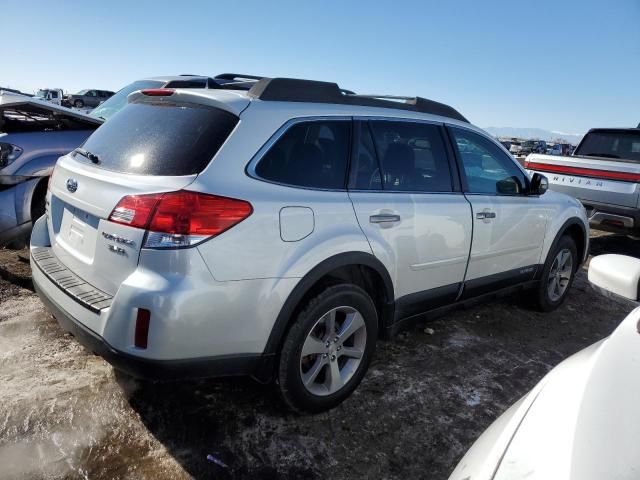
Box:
447;126;547;297
348;120;472;316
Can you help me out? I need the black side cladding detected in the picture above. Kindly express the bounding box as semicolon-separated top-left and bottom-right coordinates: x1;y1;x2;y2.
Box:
247;77;469;123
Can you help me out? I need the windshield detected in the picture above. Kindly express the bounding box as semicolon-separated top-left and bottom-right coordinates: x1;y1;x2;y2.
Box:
77;90;89;95
89;80;163;120
575;130;640;162
35;89;47;98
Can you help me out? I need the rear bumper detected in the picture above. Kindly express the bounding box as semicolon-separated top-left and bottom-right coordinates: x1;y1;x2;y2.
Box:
582;200;640;234
33;263;275;381
29;214;290;383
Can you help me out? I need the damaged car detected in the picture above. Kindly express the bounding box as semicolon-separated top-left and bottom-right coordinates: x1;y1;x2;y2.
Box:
0;92;102;247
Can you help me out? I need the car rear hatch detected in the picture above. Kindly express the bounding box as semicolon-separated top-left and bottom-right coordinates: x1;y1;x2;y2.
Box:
525;154;640;208
47;89;247;297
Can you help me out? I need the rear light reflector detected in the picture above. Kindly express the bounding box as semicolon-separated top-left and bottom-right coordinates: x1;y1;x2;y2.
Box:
525;161;640;183
135;309;151;349
141;88;175;96
108;191;253;248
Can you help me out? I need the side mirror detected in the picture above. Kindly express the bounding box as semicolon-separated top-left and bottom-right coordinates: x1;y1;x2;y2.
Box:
529;172;548;195
588;254;640;302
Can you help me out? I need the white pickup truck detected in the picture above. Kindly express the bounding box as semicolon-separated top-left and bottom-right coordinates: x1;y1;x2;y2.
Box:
525;127;640;236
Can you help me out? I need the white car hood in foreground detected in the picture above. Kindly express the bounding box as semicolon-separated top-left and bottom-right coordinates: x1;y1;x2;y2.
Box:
451;306;640;480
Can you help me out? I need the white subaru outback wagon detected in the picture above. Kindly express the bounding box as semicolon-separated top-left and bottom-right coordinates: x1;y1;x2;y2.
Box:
31;75;589;412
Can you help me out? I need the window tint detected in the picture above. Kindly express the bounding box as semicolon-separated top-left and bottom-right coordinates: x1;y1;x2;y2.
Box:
255;120;351;189
368;120;453;192
450;127;527;195
78;103;238;176
349;122;382;190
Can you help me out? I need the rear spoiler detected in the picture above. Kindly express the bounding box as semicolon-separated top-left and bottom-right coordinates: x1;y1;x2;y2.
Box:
127;89;250;117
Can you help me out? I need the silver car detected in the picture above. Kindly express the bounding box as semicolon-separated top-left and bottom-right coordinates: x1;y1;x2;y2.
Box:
32;76;589;412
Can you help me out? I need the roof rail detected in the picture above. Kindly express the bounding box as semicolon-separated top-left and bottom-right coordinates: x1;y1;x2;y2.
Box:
215;73;264;82
247;77;468;123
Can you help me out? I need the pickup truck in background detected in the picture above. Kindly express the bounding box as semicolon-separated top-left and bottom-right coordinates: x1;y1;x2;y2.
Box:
525;127;640;236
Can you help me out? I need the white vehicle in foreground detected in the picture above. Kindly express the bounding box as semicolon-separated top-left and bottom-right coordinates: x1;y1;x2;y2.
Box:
449;253;640;480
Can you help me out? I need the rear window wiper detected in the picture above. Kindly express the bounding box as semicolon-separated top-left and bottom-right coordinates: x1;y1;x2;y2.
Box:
73;147;100;164
583;152;620;159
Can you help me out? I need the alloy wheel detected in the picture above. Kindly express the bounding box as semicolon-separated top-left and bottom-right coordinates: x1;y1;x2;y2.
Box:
547;248;573;302
299;306;367;396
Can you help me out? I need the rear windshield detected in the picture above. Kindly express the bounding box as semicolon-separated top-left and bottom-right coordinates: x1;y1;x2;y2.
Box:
575;130;640;162
77;102;238;176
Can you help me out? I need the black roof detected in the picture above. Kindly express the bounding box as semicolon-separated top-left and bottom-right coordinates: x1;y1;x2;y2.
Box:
247;77;468;123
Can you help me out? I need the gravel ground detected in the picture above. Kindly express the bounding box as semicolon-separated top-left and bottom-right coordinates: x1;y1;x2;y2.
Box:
0;232;637;480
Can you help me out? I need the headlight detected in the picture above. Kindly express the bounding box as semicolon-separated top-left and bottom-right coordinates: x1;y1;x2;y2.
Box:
0;143;23;168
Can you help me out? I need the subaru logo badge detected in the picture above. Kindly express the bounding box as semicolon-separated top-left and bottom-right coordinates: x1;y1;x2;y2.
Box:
66;178;78;193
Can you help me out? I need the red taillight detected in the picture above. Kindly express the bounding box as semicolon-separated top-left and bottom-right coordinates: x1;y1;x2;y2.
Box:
141;89;175;96
526;161;640;183
109;193;164;229
108;191;253;247
135;309;151;349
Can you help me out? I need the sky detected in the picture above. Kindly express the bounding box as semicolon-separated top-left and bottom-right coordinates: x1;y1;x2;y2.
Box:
2;0;638;133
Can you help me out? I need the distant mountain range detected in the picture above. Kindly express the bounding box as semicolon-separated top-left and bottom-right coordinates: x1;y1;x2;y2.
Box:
484;127;583;145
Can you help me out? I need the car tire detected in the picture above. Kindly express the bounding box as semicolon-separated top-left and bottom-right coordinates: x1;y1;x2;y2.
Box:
278;284;378;413
74;100;84;108
532;235;578;312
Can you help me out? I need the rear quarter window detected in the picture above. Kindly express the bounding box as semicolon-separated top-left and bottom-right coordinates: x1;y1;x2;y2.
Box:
77;102;238;176
254;120;351;189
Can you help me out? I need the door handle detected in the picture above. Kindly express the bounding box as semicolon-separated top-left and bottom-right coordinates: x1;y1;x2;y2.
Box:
370;214;401;224
476;211;496;220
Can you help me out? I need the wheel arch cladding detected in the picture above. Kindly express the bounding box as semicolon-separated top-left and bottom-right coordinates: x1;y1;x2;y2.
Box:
554;217;588;266
263;252;395;356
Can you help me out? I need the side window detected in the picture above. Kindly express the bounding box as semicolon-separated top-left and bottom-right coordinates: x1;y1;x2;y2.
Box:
368;120;453;192
450;127;528;195
255;120;351;189
87;90;96;97
349;122;382;190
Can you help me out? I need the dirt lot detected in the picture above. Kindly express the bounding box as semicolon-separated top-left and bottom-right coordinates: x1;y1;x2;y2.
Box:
0;232;638;480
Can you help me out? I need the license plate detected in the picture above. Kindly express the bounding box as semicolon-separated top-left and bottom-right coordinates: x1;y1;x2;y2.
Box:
58;206;99;263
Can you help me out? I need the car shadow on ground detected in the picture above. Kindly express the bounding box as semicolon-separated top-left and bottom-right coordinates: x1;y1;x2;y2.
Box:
589;232;640;259
115;372;311;479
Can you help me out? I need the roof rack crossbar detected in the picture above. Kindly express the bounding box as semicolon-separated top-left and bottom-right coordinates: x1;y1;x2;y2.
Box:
215;73;264;82
348;94;415;102
247;78;469;123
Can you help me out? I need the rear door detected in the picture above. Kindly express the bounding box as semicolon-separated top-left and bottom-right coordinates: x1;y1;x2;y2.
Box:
348;119;472;313
48;98;242;295
448;126;547;297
